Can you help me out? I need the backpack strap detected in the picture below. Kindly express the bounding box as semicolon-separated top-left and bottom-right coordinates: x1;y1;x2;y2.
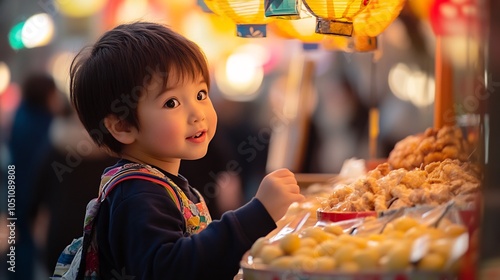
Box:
100;173;182;210
76;166;183;279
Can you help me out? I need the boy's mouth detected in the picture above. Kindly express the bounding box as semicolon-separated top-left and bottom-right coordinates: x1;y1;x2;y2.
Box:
193;132;203;138
187;131;206;139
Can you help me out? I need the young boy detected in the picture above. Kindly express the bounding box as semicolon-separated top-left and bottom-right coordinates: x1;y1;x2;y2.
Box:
69;21;304;279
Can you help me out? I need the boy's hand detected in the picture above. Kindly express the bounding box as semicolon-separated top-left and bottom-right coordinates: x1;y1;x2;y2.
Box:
255;168;305;222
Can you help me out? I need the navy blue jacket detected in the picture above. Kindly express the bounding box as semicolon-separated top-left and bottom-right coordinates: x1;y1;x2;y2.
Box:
96;160;276;280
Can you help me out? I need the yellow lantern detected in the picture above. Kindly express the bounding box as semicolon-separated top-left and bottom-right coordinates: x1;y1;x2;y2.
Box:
269;14;325;44
353;0;407;37
302;0;369;36
322;35;377;52
204;0;271;37
266;0;324;44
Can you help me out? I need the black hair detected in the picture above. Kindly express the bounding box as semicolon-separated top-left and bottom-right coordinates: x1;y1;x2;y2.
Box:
70;22;210;155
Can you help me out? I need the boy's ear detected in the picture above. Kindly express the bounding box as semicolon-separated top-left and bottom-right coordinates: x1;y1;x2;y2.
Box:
103;114;137;145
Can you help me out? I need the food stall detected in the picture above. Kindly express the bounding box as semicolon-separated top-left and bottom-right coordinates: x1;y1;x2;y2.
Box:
197;0;493;279
1;0;498;279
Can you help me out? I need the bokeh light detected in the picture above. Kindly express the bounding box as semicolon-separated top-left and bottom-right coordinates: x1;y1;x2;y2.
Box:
180;10;242;65
0;62;11;95
0;83;21;124
102;0;174;30
430;0;480;36
56;0;108;18
388;63;435;107
214;44;266;101
114;0;165;24
22;13;55;49
49;51;77;96
8;21;26;50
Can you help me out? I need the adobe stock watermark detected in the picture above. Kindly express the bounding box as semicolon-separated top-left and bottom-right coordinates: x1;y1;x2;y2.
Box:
441;73;500;124
198;107;292;201
6;165;17;273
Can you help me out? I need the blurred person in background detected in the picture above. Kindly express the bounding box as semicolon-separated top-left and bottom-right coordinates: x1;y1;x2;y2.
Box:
29;110;116;275
4;72;65;280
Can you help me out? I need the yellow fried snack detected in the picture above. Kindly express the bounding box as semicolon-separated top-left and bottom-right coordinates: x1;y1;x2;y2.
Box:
315;256;337;271
393;216;420;233
279;232;301;254
379;243;411;271
418;252;446;270
248;214;468;275
259;245;284;264
323;224;344;236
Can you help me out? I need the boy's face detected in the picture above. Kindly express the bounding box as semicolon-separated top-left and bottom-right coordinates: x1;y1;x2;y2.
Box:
130;72;217;163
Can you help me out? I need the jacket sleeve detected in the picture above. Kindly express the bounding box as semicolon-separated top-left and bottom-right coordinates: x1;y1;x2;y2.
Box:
98;179;276;280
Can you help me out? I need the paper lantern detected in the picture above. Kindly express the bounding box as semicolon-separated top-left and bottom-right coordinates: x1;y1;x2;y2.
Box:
353;0;406;37
430;0;480;37
322;35;377;52
180;11;245;65
270;18;324;44
269;14;325;44
197;0;212;13
264;0;301;19
265;0;324;46
204;0;271;37
302;0;369;36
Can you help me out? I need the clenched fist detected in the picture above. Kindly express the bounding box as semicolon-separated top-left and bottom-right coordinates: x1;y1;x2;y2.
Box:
255;168;305;222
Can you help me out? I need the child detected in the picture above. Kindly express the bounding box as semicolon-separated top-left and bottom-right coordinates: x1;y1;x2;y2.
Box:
69;21;304;279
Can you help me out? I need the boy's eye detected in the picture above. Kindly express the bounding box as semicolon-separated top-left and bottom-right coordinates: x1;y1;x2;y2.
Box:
197;90;208;101
164;98;180;108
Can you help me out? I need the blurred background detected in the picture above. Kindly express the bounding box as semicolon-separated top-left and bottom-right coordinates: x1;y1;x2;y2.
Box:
0;0;490;279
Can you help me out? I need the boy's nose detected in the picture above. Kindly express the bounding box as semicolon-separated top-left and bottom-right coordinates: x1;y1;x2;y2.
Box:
189;110;206;123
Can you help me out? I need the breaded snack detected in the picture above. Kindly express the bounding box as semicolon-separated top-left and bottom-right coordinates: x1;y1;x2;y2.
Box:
322;159;480;212
387;126;473;170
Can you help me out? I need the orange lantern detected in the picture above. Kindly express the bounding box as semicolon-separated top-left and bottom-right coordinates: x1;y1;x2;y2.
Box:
204;0;271;37
302;0;369;36
353;0;407;37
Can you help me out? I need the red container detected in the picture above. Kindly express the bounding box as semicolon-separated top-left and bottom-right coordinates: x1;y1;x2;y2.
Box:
317;209;377;223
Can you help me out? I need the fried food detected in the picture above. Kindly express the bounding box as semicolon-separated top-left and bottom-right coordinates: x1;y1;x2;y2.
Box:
387;126;473;170
322;159;480;212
